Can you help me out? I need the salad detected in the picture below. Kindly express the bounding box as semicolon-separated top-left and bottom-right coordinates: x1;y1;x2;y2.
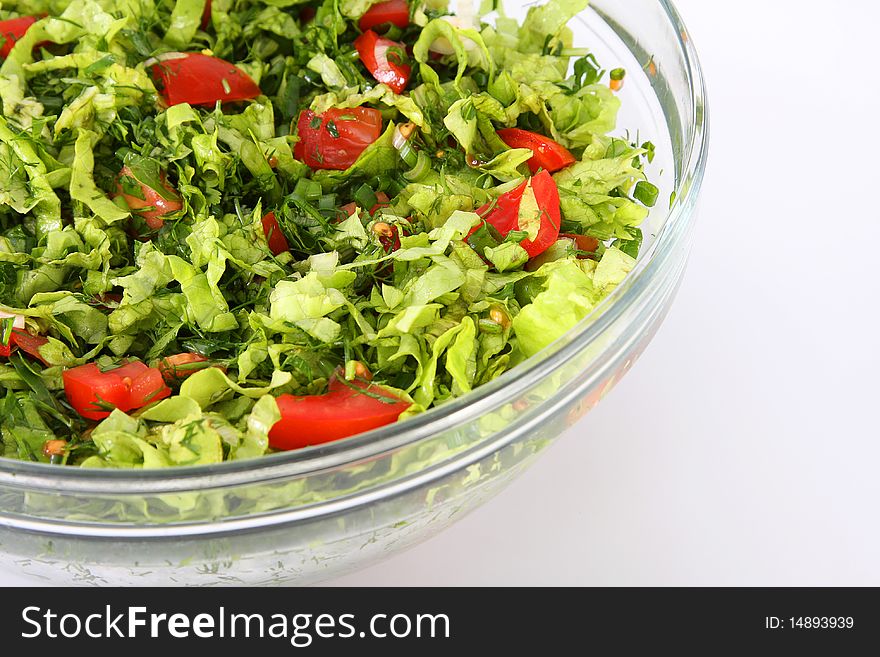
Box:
0;0;657;468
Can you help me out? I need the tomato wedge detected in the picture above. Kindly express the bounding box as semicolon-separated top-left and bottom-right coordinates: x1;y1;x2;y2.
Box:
149;53;261;107
115;163;183;230
9;330;50;365
359;0;410;32
497;128;576;174
269;377;410;450
0;16;37;59
474;170;561;258
294;107;383;170
354;30;411;94
261;211;289;255
63;361;171;421
157;353;215;383
560;233;599;257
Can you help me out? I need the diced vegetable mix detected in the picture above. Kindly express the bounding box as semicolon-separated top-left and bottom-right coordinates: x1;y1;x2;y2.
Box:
0;0;655;467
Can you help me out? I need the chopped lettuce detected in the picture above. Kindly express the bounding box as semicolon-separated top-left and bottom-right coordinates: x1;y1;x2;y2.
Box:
163;0;208;50
512;248;635;357
519;0;590;53
554;138;651;239
0;0;658;469
311;86;428;129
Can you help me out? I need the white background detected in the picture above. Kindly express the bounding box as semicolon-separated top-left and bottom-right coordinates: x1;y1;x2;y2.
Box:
4;0;880;586
327;0;880;585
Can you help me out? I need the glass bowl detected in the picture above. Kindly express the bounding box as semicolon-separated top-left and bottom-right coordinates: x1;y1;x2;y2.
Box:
0;0;708;586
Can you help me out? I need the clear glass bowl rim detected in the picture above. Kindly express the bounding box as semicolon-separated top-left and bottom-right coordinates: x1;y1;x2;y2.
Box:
0;0;709;494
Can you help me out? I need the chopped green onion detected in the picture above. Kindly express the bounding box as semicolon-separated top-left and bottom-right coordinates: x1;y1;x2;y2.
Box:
403;150;431;181
605;139;629;158
570;53;604;89
633;181;659;207
354;183;377;210
478;318;503;334
466;222;502;257
0;317;14;346
398;141;418;168
504;230;529;244
392;123;418;168
384;26;404;41
293;178;322;201
613;228;643;259
84;54;115;76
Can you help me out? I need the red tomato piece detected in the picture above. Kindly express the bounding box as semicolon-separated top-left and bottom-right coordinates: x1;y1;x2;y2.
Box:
63;363;139;421
338;201;358;219
149;53;261;107
358;0;410;31
115;164;183;230
370;190;390;214
474;170;561;258
560;233;599;257
496;128;576;174
294;107;383;170
201;0;212;30
354;30;411;94
63;361;171;421
269;377;410;450
157;353;216;382
261;211;289;255
474;181;525;237
63;363;133;421
9;330;50;365
0;16;37;59
128;366;172;408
